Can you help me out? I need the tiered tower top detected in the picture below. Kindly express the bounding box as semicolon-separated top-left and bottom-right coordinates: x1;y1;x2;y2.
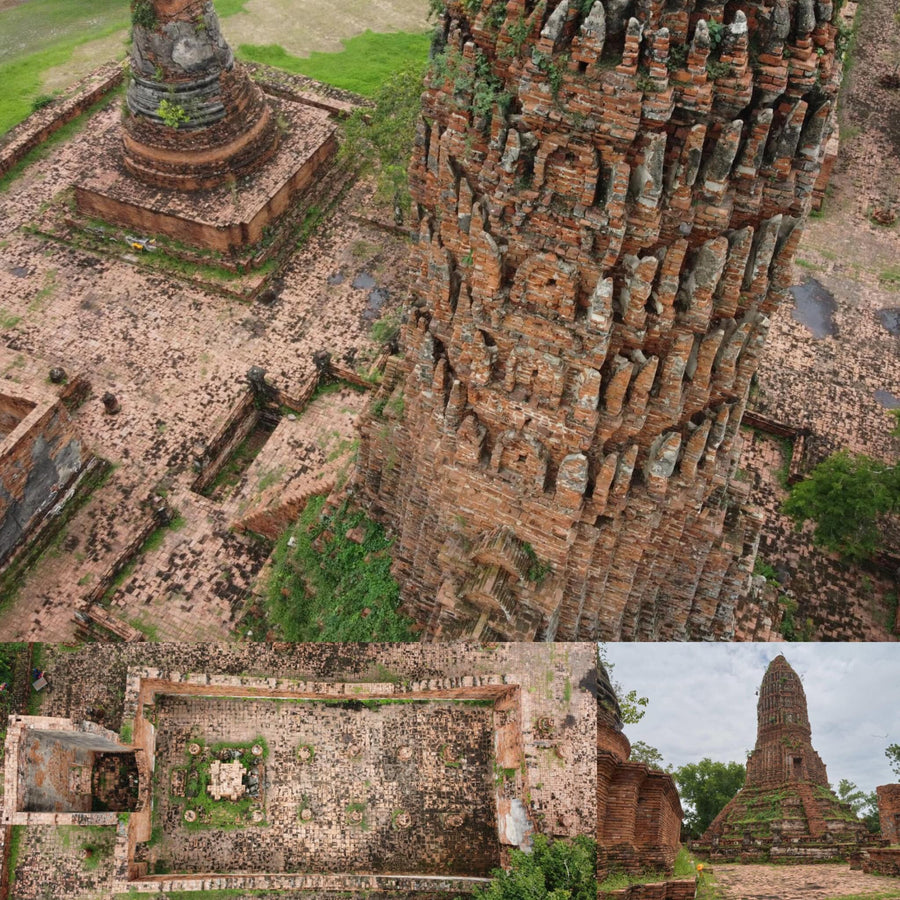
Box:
746;655;828;787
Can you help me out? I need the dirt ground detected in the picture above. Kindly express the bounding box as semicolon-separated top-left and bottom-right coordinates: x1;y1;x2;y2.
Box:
743;0;900;640
710;862;900;900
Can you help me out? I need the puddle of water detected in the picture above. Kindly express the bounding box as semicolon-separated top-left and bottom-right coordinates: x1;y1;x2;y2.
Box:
875;389;900;409
789;278;838;339
352;271;376;290
9;267;28;278
878;307;900;336
362;288;389;323
327;270;345;286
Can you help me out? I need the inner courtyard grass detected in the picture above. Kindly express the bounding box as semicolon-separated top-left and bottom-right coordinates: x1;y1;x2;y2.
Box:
238;29;431;97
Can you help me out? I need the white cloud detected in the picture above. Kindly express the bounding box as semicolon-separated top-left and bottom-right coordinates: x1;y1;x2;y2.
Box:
600;643;900;795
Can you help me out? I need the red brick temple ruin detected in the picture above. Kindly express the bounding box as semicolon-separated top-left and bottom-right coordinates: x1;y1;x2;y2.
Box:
353;0;846;639
695;655;870;861
74;0;336;255
596;662;691;899
861;785;900;877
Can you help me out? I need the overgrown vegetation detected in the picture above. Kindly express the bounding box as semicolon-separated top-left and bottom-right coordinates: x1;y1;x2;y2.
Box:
339;62;428;211
265;495;416;641
168;736;269;830
782;446;900;561
674;758;746;838
470;835;596;900
131;1;157;30
157;97;188;129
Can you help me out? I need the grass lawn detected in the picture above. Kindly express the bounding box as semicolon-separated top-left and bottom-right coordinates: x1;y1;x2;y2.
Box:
238;29;431;97
0;0;128;134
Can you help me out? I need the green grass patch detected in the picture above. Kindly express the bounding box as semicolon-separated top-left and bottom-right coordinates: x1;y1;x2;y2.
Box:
265;495;416;642
7;825;25;888
238;29;430;98
0;84;123;191
881;265;900;289
0;24;126;135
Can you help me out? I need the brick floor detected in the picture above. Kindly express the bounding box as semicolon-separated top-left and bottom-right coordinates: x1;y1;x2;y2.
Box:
0;96;409;640
710;862;900;899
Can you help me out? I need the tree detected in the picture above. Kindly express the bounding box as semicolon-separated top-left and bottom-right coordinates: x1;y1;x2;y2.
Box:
674;758;746;839
836;779;880;833
469;835;597;900
597;644;649;725
781;449;899;560
339;64;427;213
887;743;900;777
630;741;670;771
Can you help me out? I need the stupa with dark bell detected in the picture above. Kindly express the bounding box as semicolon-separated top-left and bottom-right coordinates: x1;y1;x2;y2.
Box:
122;0;280;190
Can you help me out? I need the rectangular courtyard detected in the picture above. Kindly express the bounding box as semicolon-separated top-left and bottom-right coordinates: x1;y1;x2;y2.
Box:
147;694;500;878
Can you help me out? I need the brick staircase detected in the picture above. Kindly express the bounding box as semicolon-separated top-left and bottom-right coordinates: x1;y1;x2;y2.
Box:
796;782;828;838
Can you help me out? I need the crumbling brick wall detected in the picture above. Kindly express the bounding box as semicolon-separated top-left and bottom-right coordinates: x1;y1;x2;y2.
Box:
354;0;845;641
877;784;900;845
597;663;682;880
0;387;88;567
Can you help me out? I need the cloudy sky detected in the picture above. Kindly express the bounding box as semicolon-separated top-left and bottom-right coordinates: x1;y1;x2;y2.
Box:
601;643;900;795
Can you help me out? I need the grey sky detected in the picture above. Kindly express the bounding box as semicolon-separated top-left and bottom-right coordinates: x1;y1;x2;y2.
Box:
601;643;900;796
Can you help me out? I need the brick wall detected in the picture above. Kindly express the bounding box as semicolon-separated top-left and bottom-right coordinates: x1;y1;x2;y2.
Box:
0;385;89;567
352;0;846;640
877;784;900;845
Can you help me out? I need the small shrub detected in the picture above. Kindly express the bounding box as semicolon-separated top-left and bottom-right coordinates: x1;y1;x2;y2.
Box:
157;98;188;129
132;1;157;30
31;95;54;113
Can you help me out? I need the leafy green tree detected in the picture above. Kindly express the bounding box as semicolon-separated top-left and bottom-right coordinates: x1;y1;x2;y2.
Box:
836;778;880;833
630;740;670;771
340;64;426;213
674;758;746;839
597;644;649;725
887;743;900;777
781;450;900;560
469;835;596;900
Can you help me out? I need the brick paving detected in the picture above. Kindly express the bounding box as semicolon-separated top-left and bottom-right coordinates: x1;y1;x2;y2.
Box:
710;863;900;899
151;695;498;876
0;95;409;640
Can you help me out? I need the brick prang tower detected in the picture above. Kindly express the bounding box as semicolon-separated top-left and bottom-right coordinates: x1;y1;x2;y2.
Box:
354;0;844;639
698;655;870;857
123;0;279;190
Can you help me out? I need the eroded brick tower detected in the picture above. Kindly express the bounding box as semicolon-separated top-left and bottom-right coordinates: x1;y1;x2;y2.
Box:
122;0;279;189
355;0;844;639
697;655;869;859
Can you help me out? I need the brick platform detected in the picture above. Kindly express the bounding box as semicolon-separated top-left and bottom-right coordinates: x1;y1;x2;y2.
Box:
75;97;336;254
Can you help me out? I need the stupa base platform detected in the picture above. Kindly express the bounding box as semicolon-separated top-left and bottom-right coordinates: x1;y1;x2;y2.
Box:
73;95;336;257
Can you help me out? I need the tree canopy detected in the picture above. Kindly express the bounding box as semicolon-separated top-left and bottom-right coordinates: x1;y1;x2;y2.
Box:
887;743;900;778
597;645;649;725
781;439;899;561
836;778;880;833
629;740;670;770
673;758;746;838
469;835;597;900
